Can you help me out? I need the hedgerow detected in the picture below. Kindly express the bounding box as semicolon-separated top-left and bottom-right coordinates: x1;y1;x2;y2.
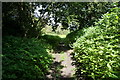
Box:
2;36;53;79
65;29;84;48
73;7;120;79
42;35;63;50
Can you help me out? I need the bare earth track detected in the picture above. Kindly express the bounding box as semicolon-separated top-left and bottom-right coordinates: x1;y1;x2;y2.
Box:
47;44;75;80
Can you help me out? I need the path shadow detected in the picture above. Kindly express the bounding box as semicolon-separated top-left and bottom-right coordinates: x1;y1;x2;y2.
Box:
47;61;64;79
42;34;71;54
54;42;71;53
47;60;75;80
42;35;75;79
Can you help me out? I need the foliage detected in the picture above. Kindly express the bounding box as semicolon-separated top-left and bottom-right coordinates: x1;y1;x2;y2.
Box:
2;2;48;38
65;29;84;47
2;36;53;79
65;2;118;46
42;25;70;36
2;2;118;38
42;35;62;49
49;2;118;30
72;7;120;79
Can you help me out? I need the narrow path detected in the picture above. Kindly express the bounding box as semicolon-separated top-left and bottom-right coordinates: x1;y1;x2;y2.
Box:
61;50;75;77
47;45;75;79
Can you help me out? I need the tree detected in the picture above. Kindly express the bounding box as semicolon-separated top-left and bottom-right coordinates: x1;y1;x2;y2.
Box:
2;2;48;38
49;2;118;30
2;2;118;38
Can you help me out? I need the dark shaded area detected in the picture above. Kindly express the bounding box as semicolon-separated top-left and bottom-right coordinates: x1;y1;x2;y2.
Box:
2;2;46;38
48;61;64;79
42;35;70;53
55;42;70;53
42;35;62;48
2;36;53;79
47;60;75;79
65;29;83;45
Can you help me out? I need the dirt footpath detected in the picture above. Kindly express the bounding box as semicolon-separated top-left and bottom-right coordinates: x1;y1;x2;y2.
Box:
47;49;75;79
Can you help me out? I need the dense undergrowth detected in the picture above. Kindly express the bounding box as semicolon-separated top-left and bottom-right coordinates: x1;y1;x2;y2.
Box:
72;7;120;79
2;6;120;80
2;36;53;79
65;29;84;47
42;35;61;47
42;34;66;50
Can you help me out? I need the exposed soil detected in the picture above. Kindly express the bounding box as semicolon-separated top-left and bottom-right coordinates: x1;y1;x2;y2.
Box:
47;43;75;80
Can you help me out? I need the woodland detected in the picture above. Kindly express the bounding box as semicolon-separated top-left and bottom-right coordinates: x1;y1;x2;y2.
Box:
2;2;120;80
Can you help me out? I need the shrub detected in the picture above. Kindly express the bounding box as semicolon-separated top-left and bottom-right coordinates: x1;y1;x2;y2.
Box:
65;30;78;46
65;29;84;47
42;35;62;49
73;7;120;79
2;36;53;79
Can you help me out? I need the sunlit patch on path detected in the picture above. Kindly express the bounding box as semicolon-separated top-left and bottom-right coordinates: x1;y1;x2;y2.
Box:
47;49;75;79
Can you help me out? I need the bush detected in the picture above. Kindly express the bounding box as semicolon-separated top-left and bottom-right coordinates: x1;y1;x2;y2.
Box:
2;36;53;79
65;29;84;47
42;35;62;48
73;7;120;79
65;30;78;46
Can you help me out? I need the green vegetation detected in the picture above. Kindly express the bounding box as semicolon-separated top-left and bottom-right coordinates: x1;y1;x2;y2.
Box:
65;29;84;46
3;2;117;38
45;33;66;39
2;2;120;80
42;35;62;49
42;25;70;38
2;36;53;79
73;7;120;79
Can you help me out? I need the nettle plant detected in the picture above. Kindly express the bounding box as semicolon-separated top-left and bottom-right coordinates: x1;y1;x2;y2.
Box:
2;36;53;79
73;7;120;79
